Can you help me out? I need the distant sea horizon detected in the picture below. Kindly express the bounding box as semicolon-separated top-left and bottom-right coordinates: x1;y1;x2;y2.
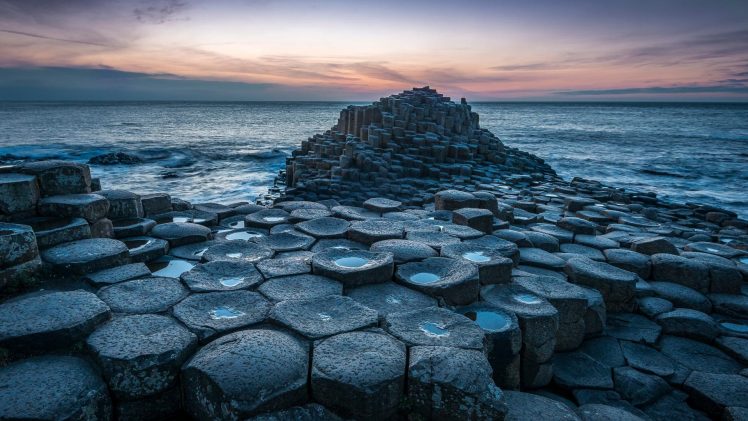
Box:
1;101;746;217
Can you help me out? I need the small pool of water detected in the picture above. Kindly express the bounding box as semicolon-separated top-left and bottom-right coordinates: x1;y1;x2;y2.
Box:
263;216;286;222
226;252;243;258
219;277;245;287
739;256;748;265
463;251;491;263
334;256;369;268
410;272;441;284
124;239;151;251
318;312;332;321
148;258;195;278
513;293;542;305
463;310;511;331
420;321;450;337
226;231;264;241
173;217;206;223
210;306;245;319
721;322;748;333
385;295;402;305
229;220;246;228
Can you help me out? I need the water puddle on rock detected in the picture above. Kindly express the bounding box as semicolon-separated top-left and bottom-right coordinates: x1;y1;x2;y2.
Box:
263;216;286;222
739;257;748;265
420;322;450;337
334;257;369;268
721;322;748;333
410;272;441;284
226;231;264;241
318;312;333;321
226;252;243;259
219;277;245;287
148;258;195;278
385;295;402;305
124;239;152;251
464;310;510;331
513;293;542;305
173;217;190;223
463;251;491;263
210;306;245;319
193;248;208;258
229;221;246;228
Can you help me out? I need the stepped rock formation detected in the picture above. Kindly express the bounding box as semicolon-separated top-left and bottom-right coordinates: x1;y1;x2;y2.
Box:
284;86;555;205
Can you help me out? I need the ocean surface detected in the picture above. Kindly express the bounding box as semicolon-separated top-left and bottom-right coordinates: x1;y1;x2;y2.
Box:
1;102;746;217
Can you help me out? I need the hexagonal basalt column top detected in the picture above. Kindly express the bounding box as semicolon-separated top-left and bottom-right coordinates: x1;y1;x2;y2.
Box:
311;249;394;287
41;238;128;275
270;295;378;340
202;241;274;263
384;306;485;350
395;257;480;305
173;291;272;342
150;222;212;247
245;208;292;228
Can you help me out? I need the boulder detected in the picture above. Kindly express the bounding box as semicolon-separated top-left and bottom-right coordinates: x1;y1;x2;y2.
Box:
384;306;485;350
97;190;143;219
17;160;91;196
150;222;211;246
0;173;39;214
651;253;710;292
38;194;109;222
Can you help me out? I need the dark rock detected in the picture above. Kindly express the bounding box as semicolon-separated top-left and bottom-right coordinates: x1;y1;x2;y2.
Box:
141;193;172;217
650;282;711;313
604;248;651;278
310;238;368;252
363;197;401;213
0;290;110;353
0;356;111;421
202;241;274;263
347;282;436;320
637;296;674;318
295;216;350;238
114;386;181;421
0;173;39;214
249;403;342;421
715;336;748;365
25;217;91;249
554;351;613;389
656;309;718;342
578;404;646;421
651;253;710;292
169;240;220;261
0;222;38;269
620;340;676;376
642;390;710;421
86;314;197;399
658;335;742;374
256;254;311;278
182;329;309;419
384;306;485;350
151;222;211;246
710;293;748;318
312;331;405;419
630;237;678;255
606;313;662;344
88;151;142;165
85;262;151;286
434;189;478;211
371;239;438;263
519;247;566;270
17;160;92;196
38;193;108;222
405;229;461;250
181;260;263;292
452;207;494;234
578;336;625;368
565;257;637;310
408;345;507;420
441;242;513;284
253;231;314;252
173;291;271;341
245;208;292;228
683;372;748;416
560;243;604;260
112;218;156;238
270;295;377;339
97;277;188;314
395;257;480;305
311;248;393;287
259;274;342;302
121;236;168;263
146;255;196;278
98;190;143;219
684;241;744;259
613;366;671;406
503;390;581;421
558;217;597;235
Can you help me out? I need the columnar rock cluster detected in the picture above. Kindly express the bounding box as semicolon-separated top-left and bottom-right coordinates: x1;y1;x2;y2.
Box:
284;87;556;205
1;91;748;420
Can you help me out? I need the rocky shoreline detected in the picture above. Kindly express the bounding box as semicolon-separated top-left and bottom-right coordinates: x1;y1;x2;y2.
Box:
1;88;747;420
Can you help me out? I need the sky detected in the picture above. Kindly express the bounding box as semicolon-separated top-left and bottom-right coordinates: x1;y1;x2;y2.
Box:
0;0;747;101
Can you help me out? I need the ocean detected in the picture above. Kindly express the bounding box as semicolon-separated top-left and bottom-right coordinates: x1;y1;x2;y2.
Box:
1;101;746;217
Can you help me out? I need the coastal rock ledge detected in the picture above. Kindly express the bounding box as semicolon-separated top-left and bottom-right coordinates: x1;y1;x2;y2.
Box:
0;88;747;420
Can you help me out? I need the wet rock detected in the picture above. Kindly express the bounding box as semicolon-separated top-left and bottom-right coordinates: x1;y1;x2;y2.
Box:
715;336;748;365
606;313;662;344
452;207;494;234
580;286;606;337
395;257;480;305
38;193;108;222
140;193;172;217
169;240;219;261
332;205;380;221
656;308;718;342
575;234;620;250
565;257;637;310
270;295;377;339
363;197;401;213
17;160;92;196
613;366;671;406
405;230;461;250
41;238;129;274
408;345;507;420
465;235;521;264
85;262;151;286
90;217;114;238
0;173;39;214
347;219;404;245
182;329;309;419
86;314;197;399
113;386;181;421
579;335;625;368
151;222;211;246
202;241;274;263
0;356;111;421
620;340;676;376
642;390;710;421
434;189;478;211
181;260;263;292
650;282;711;313
709;293;748;318
684;241;744;259
0;290;110;352
683;372;748;416
630;237;678;255
312;331;405;419
530;223;574;243
310;238;368;252
295;216;350;238
147;255;196;278
347;282;436;320
0;222;38;269
519;247;565;270
604;248;651;278
311;248;393;287
259;274;342;302
441;242;513;284
88;151;142;165
578;404;646;421
384;306;485;350
97;277;188;314
155;209;217;226
558;217;597;235
121;236;168;263
560;243;604;260
249;403;342;421
683;251;743;293
658;335;742;374
371;239;437;263
651;253;710;292
637;296;674;318
290;207;332;220
553;351;613;389
25;217;91;249
173;291;271;341
245;208;292;228
98;190;143;219
112;218;156;238
494;229;533;247
254;231;314;252
194;203;236;221
503;390;581;420
256;254;311;278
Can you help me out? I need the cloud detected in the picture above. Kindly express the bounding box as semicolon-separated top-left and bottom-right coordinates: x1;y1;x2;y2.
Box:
490;63;559;71
0;28;110;47
133;0;189;24
555;85;748;96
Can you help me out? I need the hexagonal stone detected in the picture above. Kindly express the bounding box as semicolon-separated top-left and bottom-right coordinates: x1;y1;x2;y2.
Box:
465;234;521;264
578;335;625;368
558;217;597;235
346;219;404;245
254;231;315;252
38;194;109;222
289;207;332;221
97;277;188;314
656;309;718;342
683;372;748;416
363;197;401;213
650;282;711;313
613;366;671;406
0;222;38;269
169;240;220;261
245;208;291;228
270;295;377;339
258;274;341;302
606;313;661;344
347;282;437;321
395;257;480;305
406;230;461;250
295;217;350;238
565;257;637;311
155;210;217;226
255;254;311;278
0;290;110;353
0;173;39;214
658;335;742;374
249;404;342;421
0;356;111;421
17;160;92;196
112;218;156;238
441;243;513;285
384;306;485;350
25;217;91;249
202;241;274;263
146;255;196;278
604;248;651;278
331;205;379;221
553;351;613;390
684;242;743;259
182;329;309;419
98;190;143;219
312;331;405;419
709;293;748;318
578;404;644;421
310;238;368;253
630;236;678;255
85;262;151;287
530;223;574;243
120;236;168;263
560;243;604;261
181;260;264;292
519;247;565;270
86;314;197;399
311;249;393;287
434;189;478;211
140;193;172;216
194;203;236;220
214;227;267;242
651;253;710;292
503;391;580;421
620;341;676;377
683;252;743;294
370;239;437;263
150;222;211;247
408;346;506;420
41;237;129;274
452;208;494;234
173;291;271;341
